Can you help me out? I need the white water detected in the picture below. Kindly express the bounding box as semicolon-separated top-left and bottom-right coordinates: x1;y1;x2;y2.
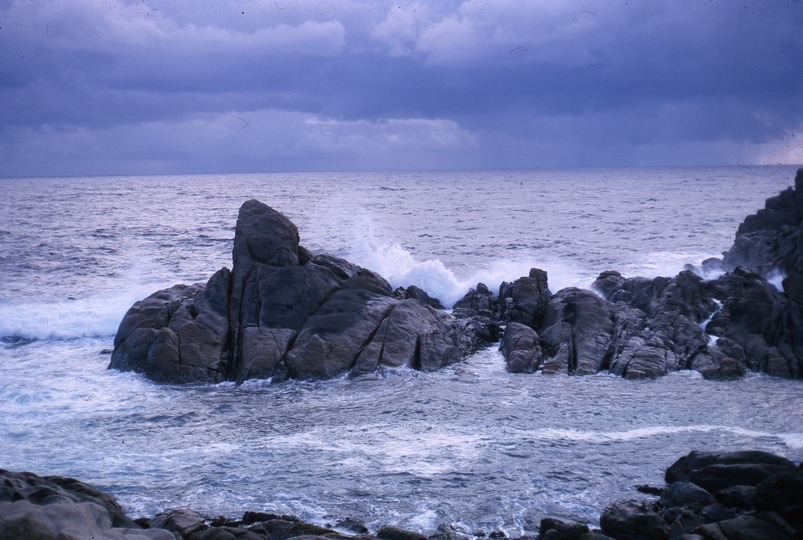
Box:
1;167;802;535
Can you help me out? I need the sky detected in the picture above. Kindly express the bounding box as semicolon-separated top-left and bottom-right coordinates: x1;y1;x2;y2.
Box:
1;0;802;176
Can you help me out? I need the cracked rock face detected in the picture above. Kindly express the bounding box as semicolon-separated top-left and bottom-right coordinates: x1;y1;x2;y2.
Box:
110;200;474;384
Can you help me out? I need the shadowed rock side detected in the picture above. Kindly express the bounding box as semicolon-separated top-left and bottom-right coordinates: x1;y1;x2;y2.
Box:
456;168;803;380
111;200;477;384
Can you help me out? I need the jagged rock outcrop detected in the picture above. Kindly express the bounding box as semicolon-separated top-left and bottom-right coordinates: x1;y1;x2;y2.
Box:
721;169;803;277
462;168;803;380
706;266;803;378
111;200;474;384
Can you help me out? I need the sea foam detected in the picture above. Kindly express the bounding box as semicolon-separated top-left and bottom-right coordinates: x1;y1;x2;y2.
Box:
0;282;172;341
345;226;593;308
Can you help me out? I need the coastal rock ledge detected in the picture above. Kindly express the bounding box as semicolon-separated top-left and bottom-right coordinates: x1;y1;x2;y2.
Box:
3;449;802;539
112;169;803;383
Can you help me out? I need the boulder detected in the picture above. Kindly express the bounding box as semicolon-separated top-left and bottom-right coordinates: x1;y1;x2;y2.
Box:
503;269;552;328
695;515;791;540
111;200;477;383
660;482;715;508
110;277;233;384
666;451;800;494
499;322;542;373
538;288;614;375
538;517;589;540
599;499;670;540
151;507;208;538
0;470;173;539
666;510;706;539
377;526;427;540
284;288;398;379
452;282;500;320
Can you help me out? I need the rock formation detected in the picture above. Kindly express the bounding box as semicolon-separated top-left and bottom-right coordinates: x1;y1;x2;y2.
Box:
113;169;803;383
461;168;803;380
111;200;484;384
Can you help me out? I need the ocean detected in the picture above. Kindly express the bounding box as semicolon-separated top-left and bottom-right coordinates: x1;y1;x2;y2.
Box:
1;167;802;534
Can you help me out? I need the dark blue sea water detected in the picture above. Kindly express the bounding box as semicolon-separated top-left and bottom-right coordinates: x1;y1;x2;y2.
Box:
1;167;802;535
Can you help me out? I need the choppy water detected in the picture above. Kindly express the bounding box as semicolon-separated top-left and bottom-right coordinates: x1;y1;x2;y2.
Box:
1;167;802;535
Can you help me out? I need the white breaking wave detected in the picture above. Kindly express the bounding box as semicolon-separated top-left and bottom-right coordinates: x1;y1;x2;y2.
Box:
0;283;171;341
531;425;803;449
345;227;593;308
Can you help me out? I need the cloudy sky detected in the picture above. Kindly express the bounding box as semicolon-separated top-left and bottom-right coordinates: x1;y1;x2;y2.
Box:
1;0;802;176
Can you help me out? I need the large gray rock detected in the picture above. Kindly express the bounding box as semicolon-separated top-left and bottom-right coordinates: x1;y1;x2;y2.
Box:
110;268;231;383
538;517;589;540
538;288;614;375
695;515;791;540
0;470;173;540
502;268;553;328
660;482;715;508
665;451;799;493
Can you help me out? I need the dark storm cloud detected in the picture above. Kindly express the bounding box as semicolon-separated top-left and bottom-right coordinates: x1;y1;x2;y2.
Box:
0;0;801;175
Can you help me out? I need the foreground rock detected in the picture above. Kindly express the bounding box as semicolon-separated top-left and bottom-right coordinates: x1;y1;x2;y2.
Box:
0;469;173;539
533;449;803;540
4;450;800;539
111;200;481;384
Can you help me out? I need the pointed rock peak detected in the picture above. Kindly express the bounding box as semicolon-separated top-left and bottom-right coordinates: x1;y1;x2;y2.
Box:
233;199;300;267
528;267;552;295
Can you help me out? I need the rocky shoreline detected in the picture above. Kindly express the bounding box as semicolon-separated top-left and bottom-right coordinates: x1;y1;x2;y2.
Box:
3;449;802;540
112;169;803;384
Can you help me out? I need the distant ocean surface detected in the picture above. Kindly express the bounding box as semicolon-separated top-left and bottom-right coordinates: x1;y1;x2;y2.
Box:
2;167;803;534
